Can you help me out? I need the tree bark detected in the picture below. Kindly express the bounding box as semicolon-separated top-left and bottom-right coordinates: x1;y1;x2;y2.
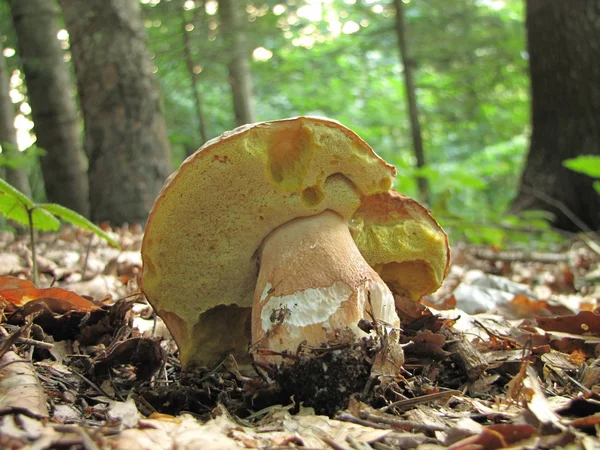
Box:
8;0;89;214
0;43;31;197
59;0;172;225
393;0;430;206
513;0;600;231
179;0;209;146
218;0;257;126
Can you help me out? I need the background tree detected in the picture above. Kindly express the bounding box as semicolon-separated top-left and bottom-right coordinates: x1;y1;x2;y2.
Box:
393;0;429;205
179;0;209;147
219;0;257;126
60;0;172;225
0;43;30;197
512;0;600;231
8;0;89;215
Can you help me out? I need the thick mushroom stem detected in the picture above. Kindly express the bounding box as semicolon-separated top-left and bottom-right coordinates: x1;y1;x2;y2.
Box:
252;210;400;365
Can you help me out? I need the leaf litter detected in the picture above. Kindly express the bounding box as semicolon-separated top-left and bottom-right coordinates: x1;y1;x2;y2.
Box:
0;227;599;449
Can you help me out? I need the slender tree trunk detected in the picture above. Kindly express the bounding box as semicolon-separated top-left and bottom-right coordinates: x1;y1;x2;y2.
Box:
219;0;257;126
0;44;31;197
179;1;208;146
60;0;172;225
8;0;89;215
512;0;600;231
393;0;430;205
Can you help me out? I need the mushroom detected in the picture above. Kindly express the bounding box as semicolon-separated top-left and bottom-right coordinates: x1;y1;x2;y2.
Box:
141;117;449;369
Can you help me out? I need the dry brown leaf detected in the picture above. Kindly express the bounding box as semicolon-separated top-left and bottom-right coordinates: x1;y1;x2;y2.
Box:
537;311;600;336
0;351;48;417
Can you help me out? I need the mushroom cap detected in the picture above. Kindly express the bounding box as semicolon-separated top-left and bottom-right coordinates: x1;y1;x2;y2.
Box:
141;117;396;368
352;191;450;301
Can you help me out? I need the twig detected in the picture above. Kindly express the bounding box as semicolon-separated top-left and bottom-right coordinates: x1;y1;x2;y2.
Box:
73;427;101;450
336;413;390;430
82;232;94;280
26;208;38;286
472;248;569;263
16;337;54;350
0;358;32;371
322;437;352;450
359;411;446;433
69;370;114;399
380;390;462;413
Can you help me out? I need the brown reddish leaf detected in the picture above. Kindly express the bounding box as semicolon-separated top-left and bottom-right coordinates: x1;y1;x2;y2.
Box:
0;286;97;312
510;295;551;317
570;413;600;430
0;351;48;418
537;311;600;336
447;424;536;450
404;330;449;359
0;276;35;291
423;294;457;311
394;293;433;323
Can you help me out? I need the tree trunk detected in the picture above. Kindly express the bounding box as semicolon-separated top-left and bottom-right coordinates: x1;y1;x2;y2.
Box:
59;0;172;225
0;44;31;197
219;0;257;126
8;0;89;215
179;0;209;146
393;0;430;206
513;0;600;231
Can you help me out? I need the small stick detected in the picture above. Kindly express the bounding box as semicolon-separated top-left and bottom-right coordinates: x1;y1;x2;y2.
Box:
81;232;94;280
380;390;462;413
322;437;352;450
69;370;114;399
359;411;446;433
16;337;54;350
0;358;32;371
336;413;390;430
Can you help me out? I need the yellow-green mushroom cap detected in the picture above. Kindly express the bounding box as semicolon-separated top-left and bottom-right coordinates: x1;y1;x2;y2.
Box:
352;190;450;301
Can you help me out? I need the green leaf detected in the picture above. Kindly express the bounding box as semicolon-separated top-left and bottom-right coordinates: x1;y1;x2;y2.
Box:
0;177;34;208
563;155;600;178
0;179;60;231
31;208;61;231
0;192;30;226
38;203;120;248
595;181;600;194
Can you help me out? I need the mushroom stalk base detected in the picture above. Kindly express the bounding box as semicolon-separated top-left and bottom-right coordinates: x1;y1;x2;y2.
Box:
252;210;400;365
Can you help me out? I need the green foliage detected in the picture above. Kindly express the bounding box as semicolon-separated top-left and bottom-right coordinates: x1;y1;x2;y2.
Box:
140;0;535;247
0;143;45;170
0;177;119;284
0;177;59;231
0;178;118;247
564;155;600;194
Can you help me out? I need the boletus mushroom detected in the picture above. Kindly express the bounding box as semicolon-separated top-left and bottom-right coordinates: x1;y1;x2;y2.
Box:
141;117;449;370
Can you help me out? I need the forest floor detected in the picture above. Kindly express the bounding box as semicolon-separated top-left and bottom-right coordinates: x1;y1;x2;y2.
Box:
0;226;599;450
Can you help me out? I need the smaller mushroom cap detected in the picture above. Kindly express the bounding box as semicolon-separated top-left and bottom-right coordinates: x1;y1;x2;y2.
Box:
351;191;450;301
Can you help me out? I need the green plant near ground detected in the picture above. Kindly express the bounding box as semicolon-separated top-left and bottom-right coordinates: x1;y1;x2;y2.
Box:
563;155;600;194
0;178;119;286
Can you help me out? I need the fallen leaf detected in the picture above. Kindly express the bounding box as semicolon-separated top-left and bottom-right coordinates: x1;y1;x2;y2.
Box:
447;424;536;450
0;351;48;418
93;337;164;381
1;286;97;311
537;311;600;336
